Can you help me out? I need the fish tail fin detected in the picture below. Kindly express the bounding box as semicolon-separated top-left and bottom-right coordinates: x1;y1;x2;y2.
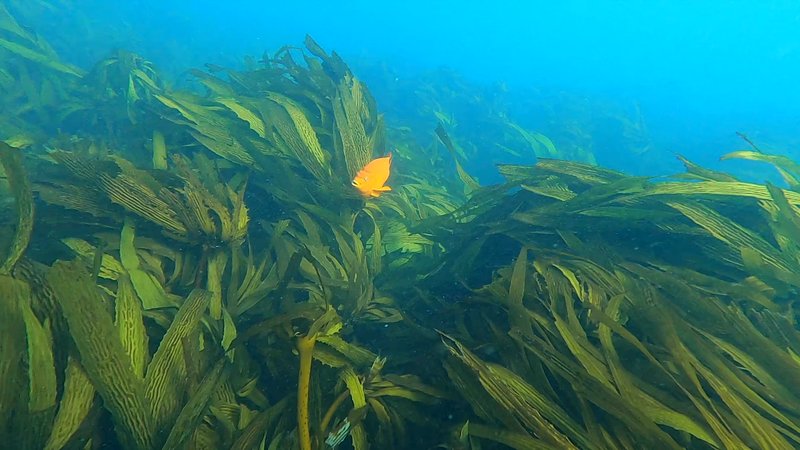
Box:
370;186;392;198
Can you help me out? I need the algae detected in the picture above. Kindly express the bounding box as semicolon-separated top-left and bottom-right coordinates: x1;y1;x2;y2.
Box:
3;5;800;449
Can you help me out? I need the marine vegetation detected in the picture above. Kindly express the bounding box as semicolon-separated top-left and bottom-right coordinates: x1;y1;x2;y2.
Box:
354;61;662;179
4;5;800;450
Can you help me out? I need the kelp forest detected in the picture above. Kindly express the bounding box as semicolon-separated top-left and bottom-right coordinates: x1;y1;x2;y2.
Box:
5;4;800;450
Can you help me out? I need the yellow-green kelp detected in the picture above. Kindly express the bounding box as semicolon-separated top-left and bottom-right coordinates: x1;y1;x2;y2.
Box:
3;4;800;449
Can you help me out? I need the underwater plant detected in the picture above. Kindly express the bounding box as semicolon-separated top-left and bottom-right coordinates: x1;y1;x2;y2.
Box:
4;4;800;450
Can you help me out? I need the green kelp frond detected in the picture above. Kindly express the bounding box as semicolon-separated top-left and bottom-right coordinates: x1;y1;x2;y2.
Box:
150;37;386;204
0;142;33;273
85;49;163;100
80;49;166;126
264;91;331;181
0;276;26;443
415;153;800;449
155;91;258;167
721;150;800;189
115;273;150;376
674;154;740;182
160;358;229;450
224;242;281;318
356;178;460;275
0;4;82;77
47;260;154;450
318;354;447;450
43;357;95;450
436;123;481;195
19;277;57;415
216;97;267;139
508;121;560;159
332;73;379;180
46;258;232;449
41;150;249;247
0;5;90;144
40;150;185;234
371;61;604;172
144;288;212;432
228;397;290;450
0;274;57;450
441;332;589;450
282;207;403;324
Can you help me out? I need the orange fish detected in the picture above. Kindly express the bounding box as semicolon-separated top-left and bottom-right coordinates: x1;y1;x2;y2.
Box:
352;153;392;198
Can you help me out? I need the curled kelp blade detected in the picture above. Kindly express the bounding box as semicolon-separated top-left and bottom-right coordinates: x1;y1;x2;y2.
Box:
435;123;480;195
721;150;800;189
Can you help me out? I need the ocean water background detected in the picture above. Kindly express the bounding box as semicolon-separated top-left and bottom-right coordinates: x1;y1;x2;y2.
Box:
16;0;800;180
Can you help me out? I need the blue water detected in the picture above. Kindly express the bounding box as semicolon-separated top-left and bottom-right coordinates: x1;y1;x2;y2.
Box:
18;0;800;180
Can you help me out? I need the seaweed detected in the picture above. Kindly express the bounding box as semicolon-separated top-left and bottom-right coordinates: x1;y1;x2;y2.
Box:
0;142;33;273
5;5;800;449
